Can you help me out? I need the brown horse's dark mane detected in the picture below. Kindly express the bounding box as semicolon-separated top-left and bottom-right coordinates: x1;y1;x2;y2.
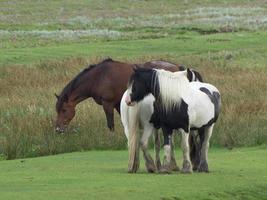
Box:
56;58;115;112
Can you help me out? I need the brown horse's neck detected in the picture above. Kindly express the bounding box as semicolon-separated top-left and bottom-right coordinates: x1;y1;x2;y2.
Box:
69;86;93;107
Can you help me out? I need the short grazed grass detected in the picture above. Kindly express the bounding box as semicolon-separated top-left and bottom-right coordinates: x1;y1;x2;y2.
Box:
0;147;266;200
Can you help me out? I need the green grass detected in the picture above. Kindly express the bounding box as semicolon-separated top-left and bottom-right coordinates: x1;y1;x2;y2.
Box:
1;31;267;67
0;147;266;200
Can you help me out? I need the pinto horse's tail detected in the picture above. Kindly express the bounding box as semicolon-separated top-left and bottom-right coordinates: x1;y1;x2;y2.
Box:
127;104;140;173
120;92;140;173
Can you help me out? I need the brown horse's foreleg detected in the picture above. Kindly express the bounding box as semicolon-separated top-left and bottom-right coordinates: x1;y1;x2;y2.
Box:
115;103;121;114
102;101;115;131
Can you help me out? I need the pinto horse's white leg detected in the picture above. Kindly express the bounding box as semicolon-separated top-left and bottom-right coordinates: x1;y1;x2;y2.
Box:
170;134;180;171
140;125;157;173
160;127;173;173
153;129;161;171
159;143;171;173
198;124;214;172
181;131;193;174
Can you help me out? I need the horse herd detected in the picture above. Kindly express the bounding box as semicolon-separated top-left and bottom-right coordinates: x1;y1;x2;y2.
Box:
55;58;221;174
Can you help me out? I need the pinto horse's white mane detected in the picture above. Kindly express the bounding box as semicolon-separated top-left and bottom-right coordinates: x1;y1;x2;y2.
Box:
154;69;190;111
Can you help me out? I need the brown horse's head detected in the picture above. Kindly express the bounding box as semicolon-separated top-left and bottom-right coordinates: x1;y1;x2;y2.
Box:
55;93;75;133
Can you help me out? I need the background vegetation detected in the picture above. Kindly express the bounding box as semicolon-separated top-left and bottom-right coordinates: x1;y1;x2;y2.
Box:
0;0;267;160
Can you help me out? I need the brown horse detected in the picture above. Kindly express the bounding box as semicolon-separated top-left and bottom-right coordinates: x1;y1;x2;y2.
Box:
55;58;183;133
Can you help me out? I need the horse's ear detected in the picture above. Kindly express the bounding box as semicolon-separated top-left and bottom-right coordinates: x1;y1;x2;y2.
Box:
55;93;59;99
186;68;193;81
186;68;190;75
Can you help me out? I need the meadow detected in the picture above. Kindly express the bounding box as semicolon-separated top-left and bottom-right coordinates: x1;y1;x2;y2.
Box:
0;147;266;200
0;1;267;199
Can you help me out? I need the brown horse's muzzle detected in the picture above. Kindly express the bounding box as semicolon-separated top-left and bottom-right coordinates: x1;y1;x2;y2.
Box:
55;126;65;133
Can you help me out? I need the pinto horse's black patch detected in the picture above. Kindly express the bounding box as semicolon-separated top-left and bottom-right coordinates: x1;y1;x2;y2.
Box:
199;87;221;125
150;99;190;133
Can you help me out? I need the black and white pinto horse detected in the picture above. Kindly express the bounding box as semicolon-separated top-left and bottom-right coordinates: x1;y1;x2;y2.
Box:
124;68;221;173
120;68;203;173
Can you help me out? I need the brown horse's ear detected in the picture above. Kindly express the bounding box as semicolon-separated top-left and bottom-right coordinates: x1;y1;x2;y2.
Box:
55;93;59;99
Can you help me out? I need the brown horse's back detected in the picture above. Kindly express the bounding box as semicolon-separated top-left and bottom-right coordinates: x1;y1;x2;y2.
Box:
89;60;134;106
142;60;185;72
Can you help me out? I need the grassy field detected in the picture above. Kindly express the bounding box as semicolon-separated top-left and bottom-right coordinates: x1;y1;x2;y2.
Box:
0;0;267;160
0;1;267;199
0;146;266;200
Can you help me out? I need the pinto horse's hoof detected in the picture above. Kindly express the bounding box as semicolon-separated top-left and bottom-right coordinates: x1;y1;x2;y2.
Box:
128;167;138;173
171;166;180;172
147;167;156;173
128;161;139;173
198;161;209;173
146;163;157;173
170;162;180;172
159;166;172;174
192;165;199;171
181;160;193;174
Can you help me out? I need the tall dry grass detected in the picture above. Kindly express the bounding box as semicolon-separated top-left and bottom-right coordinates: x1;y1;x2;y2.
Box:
0;57;266;159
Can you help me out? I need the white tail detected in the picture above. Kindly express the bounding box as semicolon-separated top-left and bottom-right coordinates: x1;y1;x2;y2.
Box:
120;92;140;173
127;104;140;172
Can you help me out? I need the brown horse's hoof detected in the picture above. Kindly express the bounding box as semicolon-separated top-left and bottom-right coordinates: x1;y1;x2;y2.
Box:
109;127;114;132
